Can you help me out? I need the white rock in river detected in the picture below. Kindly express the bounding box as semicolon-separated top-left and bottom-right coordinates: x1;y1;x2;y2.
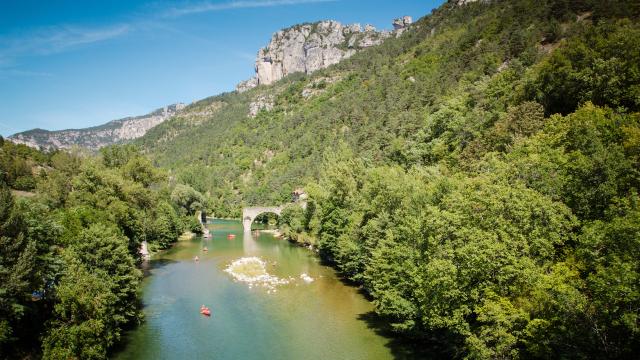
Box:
300;273;314;283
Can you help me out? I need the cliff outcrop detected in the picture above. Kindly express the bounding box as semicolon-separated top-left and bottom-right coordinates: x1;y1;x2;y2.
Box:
237;17;412;92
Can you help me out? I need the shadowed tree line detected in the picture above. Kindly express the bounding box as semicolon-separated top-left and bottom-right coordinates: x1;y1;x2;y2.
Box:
0;144;202;359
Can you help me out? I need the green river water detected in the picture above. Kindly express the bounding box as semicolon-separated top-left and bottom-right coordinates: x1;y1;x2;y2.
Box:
113;219;394;359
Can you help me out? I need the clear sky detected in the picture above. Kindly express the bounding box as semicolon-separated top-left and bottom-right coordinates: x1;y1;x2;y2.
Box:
0;0;443;136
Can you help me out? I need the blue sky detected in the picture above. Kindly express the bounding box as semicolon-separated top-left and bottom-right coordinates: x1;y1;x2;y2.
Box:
0;0;442;136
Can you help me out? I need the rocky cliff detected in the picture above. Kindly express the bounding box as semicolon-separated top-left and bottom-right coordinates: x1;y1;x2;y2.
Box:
236;17;412;92
9;103;185;151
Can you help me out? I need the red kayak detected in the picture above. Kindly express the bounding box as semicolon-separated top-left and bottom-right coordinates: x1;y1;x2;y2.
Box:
200;305;211;316
227;234;236;239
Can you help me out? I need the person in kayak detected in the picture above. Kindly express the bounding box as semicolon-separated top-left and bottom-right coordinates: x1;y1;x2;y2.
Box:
200;305;211;316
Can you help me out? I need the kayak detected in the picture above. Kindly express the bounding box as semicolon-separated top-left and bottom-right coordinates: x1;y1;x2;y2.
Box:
227;234;236;239
201;309;211;316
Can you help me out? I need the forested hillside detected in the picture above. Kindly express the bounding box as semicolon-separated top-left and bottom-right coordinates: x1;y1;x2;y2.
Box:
0;142;199;358
138;0;640;358
140;0;639;216
0;137;50;192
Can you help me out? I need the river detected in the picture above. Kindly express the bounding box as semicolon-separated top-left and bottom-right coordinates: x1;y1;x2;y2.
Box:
114;219;393;359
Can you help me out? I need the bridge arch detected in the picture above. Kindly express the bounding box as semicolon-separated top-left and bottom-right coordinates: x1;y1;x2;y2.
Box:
242;206;284;232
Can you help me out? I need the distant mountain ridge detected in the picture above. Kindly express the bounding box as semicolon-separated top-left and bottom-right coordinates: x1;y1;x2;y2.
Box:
9;103;185;151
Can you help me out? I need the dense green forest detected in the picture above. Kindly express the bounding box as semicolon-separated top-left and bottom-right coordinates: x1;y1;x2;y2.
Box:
0;142;200;358
138;0;640;358
3;0;640;358
0;137;49;191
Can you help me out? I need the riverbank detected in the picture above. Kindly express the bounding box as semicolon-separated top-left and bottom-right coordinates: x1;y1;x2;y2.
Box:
179;231;196;241
114;219;393;360
141;231;196;259
255;228;282;237
278;227;319;253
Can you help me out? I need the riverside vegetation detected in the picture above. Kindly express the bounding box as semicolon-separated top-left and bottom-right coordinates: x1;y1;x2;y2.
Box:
1;0;640;358
0;143;204;358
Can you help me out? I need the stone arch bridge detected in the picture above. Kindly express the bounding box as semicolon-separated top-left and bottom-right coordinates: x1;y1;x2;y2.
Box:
242;206;285;232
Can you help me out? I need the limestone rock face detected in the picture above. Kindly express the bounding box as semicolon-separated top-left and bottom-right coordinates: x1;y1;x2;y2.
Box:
392;16;413;36
9;103;185;151
301;76;342;99
236;77;258;93
453;0;485;6
248;95;274;118
393;16;413;30
237;17;412;90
